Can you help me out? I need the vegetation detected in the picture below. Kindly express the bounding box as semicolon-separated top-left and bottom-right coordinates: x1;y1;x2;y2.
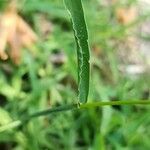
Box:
0;0;150;149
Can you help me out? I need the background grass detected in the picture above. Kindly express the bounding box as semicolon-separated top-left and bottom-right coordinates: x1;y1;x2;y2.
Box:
0;0;150;149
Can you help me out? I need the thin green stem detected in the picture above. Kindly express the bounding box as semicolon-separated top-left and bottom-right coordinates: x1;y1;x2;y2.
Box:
1;100;150;132
80;100;150;109
28;103;78;119
27;100;150;119
0;103;78;133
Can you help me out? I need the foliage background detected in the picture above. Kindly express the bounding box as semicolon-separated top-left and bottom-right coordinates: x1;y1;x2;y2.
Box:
0;0;150;149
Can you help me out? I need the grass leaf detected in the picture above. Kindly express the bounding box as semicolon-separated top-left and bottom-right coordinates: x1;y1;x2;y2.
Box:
64;0;90;103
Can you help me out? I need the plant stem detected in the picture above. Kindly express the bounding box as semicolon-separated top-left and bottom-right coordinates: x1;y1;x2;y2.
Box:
0;103;78;132
26;100;150;120
1;100;150;132
28;103;79;119
80;100;150;109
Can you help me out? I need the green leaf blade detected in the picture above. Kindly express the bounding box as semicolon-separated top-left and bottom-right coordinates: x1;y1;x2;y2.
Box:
64;0;90;103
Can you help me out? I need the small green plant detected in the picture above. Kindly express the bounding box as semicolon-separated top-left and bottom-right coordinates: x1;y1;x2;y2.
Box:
0;0;150;133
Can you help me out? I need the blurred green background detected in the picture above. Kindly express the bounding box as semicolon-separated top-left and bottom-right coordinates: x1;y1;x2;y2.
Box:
0;0;150;149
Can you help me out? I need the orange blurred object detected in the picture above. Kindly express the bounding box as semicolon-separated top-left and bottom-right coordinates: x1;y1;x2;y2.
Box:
116;7;137;25
0;2;37;64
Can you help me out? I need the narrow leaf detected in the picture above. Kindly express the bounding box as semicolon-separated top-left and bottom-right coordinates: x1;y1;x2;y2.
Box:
64;0;90;103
